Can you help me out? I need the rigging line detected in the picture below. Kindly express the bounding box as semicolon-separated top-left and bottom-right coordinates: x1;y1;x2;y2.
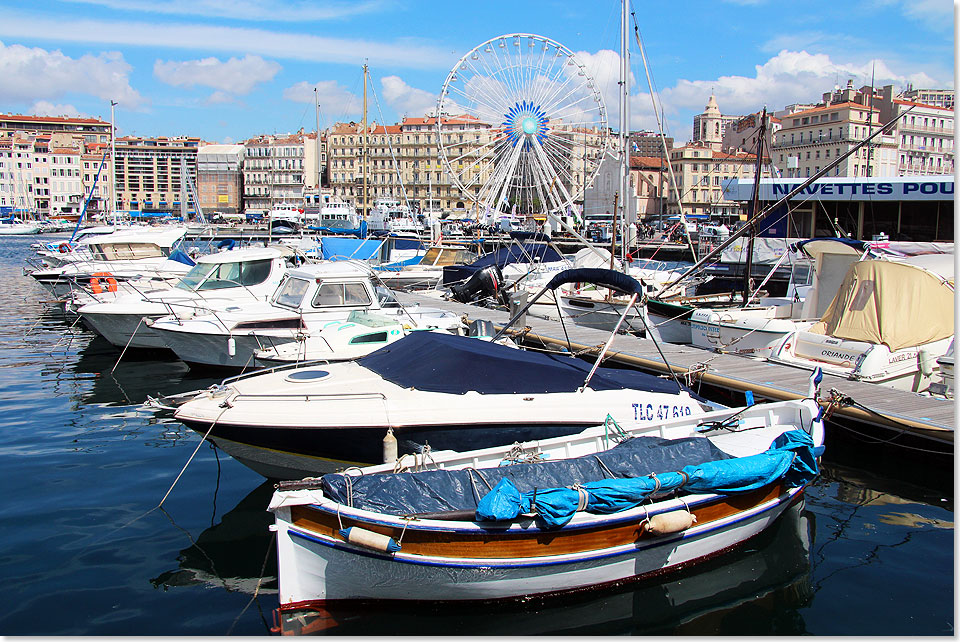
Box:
111;316;145;373
367;77;412;208
631;12;696;261
227;534;276;635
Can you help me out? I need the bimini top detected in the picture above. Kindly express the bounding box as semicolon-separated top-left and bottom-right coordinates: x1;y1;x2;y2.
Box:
80;226;188;248
357;331;690;395
545;268;645;297
791;237;872;260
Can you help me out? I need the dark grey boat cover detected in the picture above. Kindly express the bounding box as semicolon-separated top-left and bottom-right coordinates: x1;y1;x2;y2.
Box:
356;331;694;396
320;435;732;517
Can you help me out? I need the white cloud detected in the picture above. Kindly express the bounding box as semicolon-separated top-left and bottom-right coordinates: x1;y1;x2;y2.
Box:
205;91;237;105
29;101;86;118
0;40;144;109
283;80;363;121
60;0;388;22
381;76;437;117
660;49;948;119
0;13;453;70
154;55;280;94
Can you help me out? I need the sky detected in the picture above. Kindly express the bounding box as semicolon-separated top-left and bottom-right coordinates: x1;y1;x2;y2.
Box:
0;0;953;147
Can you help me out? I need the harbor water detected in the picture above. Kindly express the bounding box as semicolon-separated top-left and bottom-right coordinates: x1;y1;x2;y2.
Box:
0;235;953;635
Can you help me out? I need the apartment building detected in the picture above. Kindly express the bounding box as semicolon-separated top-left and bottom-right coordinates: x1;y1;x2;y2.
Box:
241;133;305;214
0;113;111;146
770;101;897;179
901;86;954;111
877;85;954;176
113;136;201;215
667;144;770;220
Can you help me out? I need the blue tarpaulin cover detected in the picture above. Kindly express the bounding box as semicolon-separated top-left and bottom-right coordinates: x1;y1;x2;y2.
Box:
167;249;196;266
477;429;817;527
321;434;733;517
356;331;692;396
321;237;384;261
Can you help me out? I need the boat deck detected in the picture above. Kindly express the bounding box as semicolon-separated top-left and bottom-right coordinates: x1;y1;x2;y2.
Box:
397;291;954;444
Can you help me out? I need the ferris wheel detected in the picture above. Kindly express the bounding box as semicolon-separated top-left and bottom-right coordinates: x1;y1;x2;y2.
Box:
437;33;609;221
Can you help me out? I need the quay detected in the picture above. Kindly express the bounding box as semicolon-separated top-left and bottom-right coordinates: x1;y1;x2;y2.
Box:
396;290;954;446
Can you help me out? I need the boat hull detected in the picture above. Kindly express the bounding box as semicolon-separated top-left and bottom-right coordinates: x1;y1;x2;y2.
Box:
273;482;802;604
81;310;168;349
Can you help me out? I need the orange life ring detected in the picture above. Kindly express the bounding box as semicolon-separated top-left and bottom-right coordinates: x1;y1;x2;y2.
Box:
58;242;71;253
90;271;118;294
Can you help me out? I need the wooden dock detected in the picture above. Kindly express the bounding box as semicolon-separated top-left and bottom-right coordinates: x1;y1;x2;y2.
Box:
397;291;954;446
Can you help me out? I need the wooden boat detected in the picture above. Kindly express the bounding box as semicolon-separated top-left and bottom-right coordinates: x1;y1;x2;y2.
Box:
268;378;824;607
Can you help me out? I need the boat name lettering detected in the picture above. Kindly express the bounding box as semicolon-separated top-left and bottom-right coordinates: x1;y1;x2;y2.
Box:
632;403;693;422
821;349;857;360
888;351;917;364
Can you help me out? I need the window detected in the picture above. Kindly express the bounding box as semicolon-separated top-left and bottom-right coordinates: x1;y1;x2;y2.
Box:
312;282;371;308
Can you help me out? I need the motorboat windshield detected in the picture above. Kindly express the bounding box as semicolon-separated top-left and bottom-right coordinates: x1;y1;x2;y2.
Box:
273;276;312;308
175;258;274;292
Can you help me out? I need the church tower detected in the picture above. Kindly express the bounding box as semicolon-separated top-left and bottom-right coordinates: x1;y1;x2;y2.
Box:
693;93;723;151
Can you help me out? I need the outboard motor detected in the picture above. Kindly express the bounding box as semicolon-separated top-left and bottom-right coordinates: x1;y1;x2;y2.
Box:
450;264;505;305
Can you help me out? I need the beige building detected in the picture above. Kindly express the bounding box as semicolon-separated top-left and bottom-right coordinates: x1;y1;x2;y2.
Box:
0;113;110;146
667;144;771;220
692;95;742;151
900;86;954;111
770;101;896;179
241;133;305;214
113;136;201;215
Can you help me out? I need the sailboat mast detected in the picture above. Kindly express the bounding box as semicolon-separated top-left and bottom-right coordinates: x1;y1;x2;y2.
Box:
619;0;630;262
110;100;117;225
741;107;766;304
362;63;368;221
315;87;321;207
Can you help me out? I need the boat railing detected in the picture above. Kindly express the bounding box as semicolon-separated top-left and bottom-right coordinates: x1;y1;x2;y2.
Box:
226;391;389;403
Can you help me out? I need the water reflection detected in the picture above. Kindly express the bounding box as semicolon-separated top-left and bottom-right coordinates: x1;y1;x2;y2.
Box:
276;501;815;636
151;481;278;596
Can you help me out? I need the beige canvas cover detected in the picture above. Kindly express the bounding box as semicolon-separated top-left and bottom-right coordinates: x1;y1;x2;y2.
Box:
808;259;955;351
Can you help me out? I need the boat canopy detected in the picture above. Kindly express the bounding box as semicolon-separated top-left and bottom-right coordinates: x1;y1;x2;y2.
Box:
442;241;564;284
808;258;955;351
791;237;871;260
356;331;690;395
545;268;645;297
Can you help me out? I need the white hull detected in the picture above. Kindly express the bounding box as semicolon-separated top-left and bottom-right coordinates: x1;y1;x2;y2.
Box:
273;490;798;604
689;307;815;359
81;310;168;349
153;324;300;368
769;331;951;392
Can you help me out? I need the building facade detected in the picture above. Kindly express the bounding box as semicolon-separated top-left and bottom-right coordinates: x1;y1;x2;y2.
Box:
877;85;954;176
667;144;771;220
197;144;244;215
113;136;201;216
692;95;742;151
241;134;305;214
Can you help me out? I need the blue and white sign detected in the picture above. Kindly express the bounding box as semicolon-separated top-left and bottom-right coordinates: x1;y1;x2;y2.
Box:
723;176;955;202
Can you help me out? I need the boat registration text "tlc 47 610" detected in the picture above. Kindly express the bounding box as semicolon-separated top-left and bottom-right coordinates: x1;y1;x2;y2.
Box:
634;402;695;422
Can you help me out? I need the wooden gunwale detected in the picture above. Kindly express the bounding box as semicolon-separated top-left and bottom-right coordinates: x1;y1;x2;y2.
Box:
289;482;786;559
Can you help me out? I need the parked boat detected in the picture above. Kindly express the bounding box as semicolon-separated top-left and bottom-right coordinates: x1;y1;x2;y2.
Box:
267;377;823;606
172;269;712;478
685;238;875;358
374;244;478;291
29;227;193;299
150;260;463;370
77;246;305;349
768;253;954;392
0;217;42;235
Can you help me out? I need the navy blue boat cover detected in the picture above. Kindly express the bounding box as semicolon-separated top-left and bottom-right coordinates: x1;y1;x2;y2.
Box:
544;268;645;296
442;241;563;284
356;331;690;395
321;434;732;517
320;430;818;529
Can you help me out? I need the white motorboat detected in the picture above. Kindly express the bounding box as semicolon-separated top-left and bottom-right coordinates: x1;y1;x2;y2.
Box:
149;260;463;370
171;269;713;478
78;246;304;349
267;373;824;607
768;253;954;392
367;198;423;235
0;218;42;235
687;238;875;358
29;226;192;299
933;339;954;398
374;244;478;290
